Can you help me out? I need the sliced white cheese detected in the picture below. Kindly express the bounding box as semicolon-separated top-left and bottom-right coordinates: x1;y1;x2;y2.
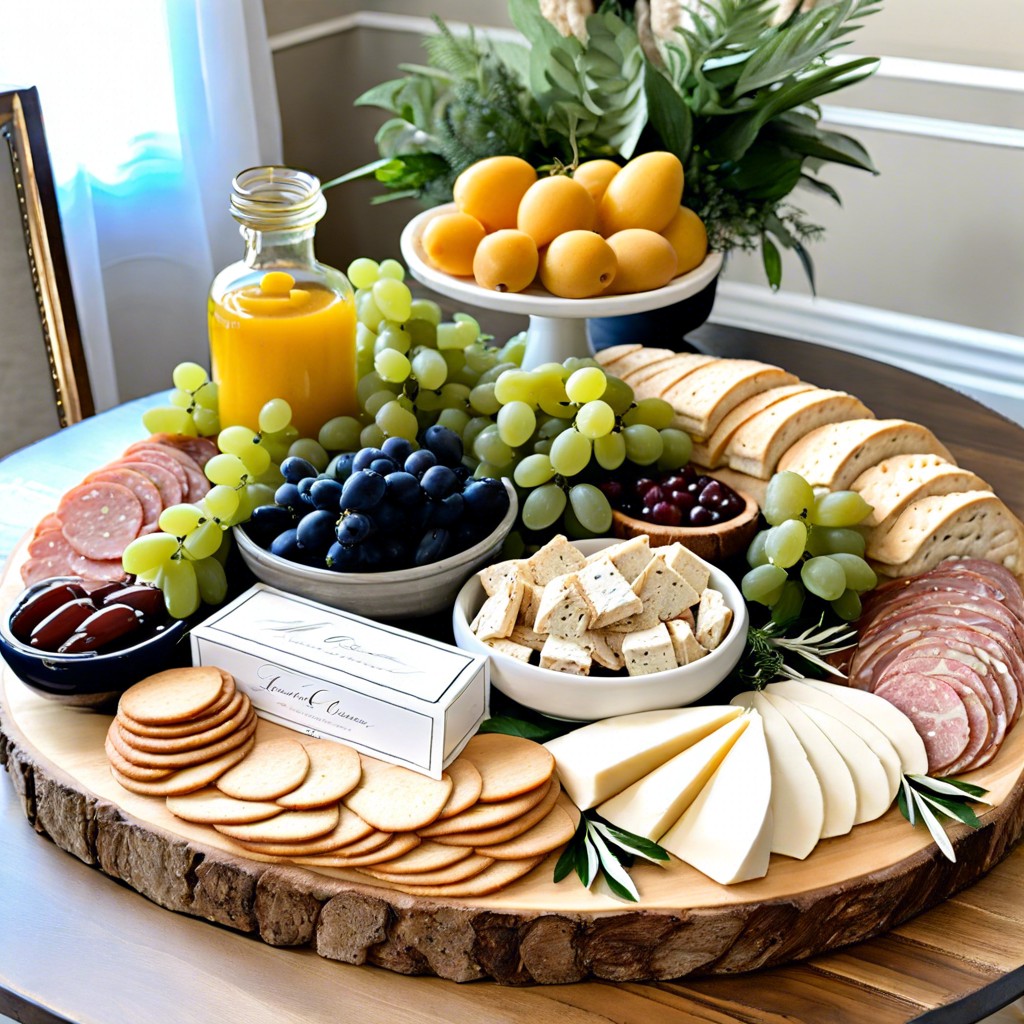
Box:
544;705;744;810
797;704;892;824
596;715;749;841
766;679;902;803
660;710;773;885
731;691;824;860
760;691;857;839
799;679;929;777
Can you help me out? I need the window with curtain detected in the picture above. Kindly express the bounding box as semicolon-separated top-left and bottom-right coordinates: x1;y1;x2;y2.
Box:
0;0;282;412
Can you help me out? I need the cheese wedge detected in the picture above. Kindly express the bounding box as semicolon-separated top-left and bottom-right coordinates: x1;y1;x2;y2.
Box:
759;691;857;839
731;691;823;860
766;679;902;801
662;361;798;440
660;711;773;885
799;679;929;776
777;419;954;491
543;705;743;810
725;389;873;480
596;715;749;841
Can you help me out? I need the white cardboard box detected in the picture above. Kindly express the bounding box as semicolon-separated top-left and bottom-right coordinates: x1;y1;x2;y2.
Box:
190;583;488;779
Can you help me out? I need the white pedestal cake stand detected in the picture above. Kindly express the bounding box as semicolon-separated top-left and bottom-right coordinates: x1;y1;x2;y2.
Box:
399;204;723;369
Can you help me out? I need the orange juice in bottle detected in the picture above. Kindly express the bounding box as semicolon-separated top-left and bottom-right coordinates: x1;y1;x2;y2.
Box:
209;167;356;438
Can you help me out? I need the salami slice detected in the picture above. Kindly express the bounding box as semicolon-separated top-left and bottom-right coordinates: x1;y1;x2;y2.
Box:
137;443;211;501
57;482;144;561
20;556;73;587
874;674;971;774
930;561;1024;624
107;460;183;507
144;433;219;469
68;551;130;583
88;468;162;532
120;447;190;495
28;529;77;563
32;512;64;539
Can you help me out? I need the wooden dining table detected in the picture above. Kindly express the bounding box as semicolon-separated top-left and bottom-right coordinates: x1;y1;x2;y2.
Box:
3;323;1024;1024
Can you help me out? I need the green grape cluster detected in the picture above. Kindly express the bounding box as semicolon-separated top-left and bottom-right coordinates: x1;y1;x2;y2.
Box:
742;470;877;623
142;362;220;437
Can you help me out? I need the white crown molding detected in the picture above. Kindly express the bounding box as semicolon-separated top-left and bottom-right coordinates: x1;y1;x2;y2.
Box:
820;105;1024;149
711;280;1024;420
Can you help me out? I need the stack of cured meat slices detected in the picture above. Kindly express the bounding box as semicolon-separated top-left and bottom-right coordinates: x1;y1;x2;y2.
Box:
21;434;218;588
848;558;1024;775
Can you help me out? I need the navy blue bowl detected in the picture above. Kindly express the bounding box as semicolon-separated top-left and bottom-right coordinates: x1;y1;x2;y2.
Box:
0;581;191;709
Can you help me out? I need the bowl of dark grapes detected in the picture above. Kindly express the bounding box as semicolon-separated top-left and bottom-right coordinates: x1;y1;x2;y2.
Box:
602;465;759;563
0;576;189;707
233;425;517;619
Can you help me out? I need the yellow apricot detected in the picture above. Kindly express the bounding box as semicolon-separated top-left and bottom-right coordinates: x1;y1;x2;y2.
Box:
453;156;537;232
598;151;684;235
572;159;621;205
517;175;597;248
421;211;486;277
661;206;709;274
472;229;539;293
539;230;617;299
604;229;678;294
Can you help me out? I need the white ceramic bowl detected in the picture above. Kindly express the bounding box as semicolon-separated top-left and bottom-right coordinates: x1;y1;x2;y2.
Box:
452;538;748;720
233;480;517;620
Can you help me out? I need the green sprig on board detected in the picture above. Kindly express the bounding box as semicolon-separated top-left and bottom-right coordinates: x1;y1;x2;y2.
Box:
738;617;856;689
898;775;990;862
554;812;669;902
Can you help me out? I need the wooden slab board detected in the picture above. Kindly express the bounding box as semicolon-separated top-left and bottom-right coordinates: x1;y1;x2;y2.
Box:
3;545;1024;985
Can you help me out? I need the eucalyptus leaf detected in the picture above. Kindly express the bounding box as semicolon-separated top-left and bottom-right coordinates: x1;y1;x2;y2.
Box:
591;821;670;864
908;775;990;802
917;793;982;829
587;827;641;902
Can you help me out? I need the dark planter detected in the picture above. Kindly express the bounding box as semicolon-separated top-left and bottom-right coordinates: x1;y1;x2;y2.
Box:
588;274;719;354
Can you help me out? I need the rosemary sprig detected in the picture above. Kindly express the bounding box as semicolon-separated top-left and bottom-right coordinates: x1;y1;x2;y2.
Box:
898;774;990;862
553;812;669;902
739;616;856;688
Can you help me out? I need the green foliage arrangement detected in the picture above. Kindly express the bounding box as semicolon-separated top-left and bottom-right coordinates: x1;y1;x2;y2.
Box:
334;0;882;289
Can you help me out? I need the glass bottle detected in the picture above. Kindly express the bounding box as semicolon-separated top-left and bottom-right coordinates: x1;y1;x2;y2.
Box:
208;166;357;438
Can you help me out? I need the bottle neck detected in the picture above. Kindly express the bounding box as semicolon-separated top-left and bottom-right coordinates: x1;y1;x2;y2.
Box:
241;225;318;270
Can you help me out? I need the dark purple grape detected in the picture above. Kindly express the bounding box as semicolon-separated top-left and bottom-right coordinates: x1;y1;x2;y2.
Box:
372;499;407;534
380;535;411;569
652;501;683;526
633;477;656;498
336;511;372;545
404;449;438;478
296;509;338;551
598;480;625;506
422;425;463;467
698;480;725;508
310;478;345;513
642;485;663;507
274;482;302;512
384;470;421;504
326;541;361;572
359;541;386;571
462;477;508;522
352;447;385;472
280;456;318;484
429;492;464;527
688;505;713;526
662;474;687;491
415;528;451;566
326;451;355;482
248;504;297;546
296;477;317;506
381;436;416;463
421;465;459;501
270;528;304;562
369;457;399;477
340;469;387;511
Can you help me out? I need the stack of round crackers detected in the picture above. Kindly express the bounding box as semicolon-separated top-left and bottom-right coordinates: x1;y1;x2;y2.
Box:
106;671;575;898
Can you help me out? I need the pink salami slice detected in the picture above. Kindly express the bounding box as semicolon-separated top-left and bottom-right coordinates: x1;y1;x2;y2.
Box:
874;674;972;774
57;482;144;560
144;432;219;468
119;446;190;495
940;558;1023;602
865;590;1022;646
88;468;162;531
929;561;1024;624
20;555;74;587
68;551;130;583
32;512;64;539
106;460;183;507
28;529;77;563
136;443;210;501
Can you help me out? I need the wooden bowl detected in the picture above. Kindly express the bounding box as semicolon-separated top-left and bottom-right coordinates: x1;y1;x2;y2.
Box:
610;488;760;563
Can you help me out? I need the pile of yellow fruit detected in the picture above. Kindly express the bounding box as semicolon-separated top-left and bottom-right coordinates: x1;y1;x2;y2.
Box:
419;152;709;300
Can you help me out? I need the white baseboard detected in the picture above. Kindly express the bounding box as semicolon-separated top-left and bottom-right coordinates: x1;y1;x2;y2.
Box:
711;281;1024;425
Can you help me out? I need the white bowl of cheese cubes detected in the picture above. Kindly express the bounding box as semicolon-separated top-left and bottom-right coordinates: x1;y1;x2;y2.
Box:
452;535;748;721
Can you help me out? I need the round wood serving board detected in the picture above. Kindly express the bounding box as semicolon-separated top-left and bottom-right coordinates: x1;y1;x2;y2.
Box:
3;548;1024;985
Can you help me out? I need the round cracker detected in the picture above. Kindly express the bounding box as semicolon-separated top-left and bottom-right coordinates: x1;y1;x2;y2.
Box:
437;758;483;819
343;758;452;833
375;856;543;898
106;710;256;770
418;778;553;838
363;851;493;886
229;807;377;857
108;738;255;797
461;733;555;803
275;740;361;810
432;779;562;847
117;688;243;739
215;736;310;801
358;840;473;876
474;802;575;860
105;727;172;781
214;804;339;844
118;666;227;725
293;832;420;868
165;787;283;825
116;695;252;753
